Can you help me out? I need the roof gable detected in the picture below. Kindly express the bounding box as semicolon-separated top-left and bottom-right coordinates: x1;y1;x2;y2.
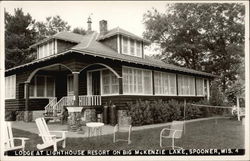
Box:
97;27;150;45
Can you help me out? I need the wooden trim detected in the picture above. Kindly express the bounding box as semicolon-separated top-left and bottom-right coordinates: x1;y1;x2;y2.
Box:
176;74;178;96
152;70;155;95
195;77;197;96
119;35;122;54
73;72;79;106
117;35;120;54
119;77;123;94
142;41;144;58
25;83;29;111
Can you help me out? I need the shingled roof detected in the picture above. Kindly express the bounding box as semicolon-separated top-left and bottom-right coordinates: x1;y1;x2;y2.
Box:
97;27;150;45
7;31;215;77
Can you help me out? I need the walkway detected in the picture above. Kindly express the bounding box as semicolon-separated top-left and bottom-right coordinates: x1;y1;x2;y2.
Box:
12;116;227;138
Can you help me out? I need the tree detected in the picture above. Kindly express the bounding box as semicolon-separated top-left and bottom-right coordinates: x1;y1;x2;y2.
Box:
34;15;71;41
72;27;87;35
5;8;37;69
143;3;245;93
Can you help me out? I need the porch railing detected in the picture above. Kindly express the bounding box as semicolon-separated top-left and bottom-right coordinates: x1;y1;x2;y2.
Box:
52;96;74;116
51;95;101;116
44;97;57;115
79;95;102;106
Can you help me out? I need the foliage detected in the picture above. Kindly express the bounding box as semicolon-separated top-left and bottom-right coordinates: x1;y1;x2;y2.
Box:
143;3;245;94
127;100;153;126
127;99;183;126
5;8;37;69
72;27;87;35
34;15;71;41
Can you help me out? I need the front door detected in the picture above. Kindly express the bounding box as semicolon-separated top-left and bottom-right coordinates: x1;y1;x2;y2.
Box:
91;71;100;95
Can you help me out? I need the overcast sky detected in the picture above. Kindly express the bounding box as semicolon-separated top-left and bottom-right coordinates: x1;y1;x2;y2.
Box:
3;1;168;37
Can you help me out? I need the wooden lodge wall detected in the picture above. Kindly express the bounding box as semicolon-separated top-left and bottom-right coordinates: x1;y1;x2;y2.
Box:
5;52;209;113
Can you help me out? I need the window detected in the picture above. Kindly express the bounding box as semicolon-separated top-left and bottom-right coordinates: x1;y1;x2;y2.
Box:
122;37;129;54
36;76;45;97
154;71;176;95
122;66;152;94
136;41;142;57
196;78;204;96
37;40;56;59
29;75;55;97
178;74;195;96
101;70;119;95
5;75;16;99
122;36;142;58
130;39;135;55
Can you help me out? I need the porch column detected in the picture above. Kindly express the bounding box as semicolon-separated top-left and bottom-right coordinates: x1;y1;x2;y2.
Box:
119;77;123;94
24;82;31;122
73;72;79;106
206;79;210;100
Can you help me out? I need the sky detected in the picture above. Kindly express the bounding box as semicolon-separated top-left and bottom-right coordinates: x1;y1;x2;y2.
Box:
3;1;168;37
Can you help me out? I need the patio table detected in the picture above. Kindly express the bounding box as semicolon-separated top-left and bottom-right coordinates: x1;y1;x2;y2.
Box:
86;122;104;137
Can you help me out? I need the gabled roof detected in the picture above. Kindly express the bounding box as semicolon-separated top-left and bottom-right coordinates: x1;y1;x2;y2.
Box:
7;31;215;78
30;32;86;48
97;27;150;45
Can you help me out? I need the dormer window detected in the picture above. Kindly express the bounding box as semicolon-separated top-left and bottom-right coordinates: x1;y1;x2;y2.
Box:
121;36;142;58
37;39;57;59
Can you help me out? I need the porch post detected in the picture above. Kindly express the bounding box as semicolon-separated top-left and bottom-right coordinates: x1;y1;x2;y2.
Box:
119;77;123;94
73;72;79;106
206;79;210;100
24;82;31;122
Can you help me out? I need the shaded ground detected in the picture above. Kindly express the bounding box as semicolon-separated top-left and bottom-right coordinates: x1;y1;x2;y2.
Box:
11;118;244;151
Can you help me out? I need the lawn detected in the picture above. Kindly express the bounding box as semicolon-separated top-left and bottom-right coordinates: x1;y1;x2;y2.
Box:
11;118;244;151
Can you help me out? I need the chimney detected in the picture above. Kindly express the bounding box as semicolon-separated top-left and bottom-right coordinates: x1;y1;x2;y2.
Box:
87;16;92;33
99;20;108;35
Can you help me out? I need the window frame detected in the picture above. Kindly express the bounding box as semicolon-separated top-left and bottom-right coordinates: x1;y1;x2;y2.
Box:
177;74;196;96
154;71;177;96
122;66;153;95
5;75;16;99
87;68;120;96
28;75;56;98
196;77;205;96
121;36;142;58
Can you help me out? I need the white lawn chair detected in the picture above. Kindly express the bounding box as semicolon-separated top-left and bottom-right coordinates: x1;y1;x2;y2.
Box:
160;121;184;149
35;117;67;151
113;117;132;144
4;121;29;152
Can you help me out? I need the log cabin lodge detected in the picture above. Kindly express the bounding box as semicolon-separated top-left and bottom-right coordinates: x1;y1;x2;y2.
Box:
5;19;215;123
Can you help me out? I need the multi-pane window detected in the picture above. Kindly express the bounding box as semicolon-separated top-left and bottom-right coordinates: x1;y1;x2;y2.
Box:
122;36;142;58
5;75;16;99
196;78;204;96
123;66;152;94
136;41;142;57
122;37;129;54
130;39;135;55
29;75;55;97
37;40;55;59
154;71;176;95
102;70;119;95
178;74;195;96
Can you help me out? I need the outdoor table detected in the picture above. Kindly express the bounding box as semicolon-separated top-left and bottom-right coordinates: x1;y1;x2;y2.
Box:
86;122;104;137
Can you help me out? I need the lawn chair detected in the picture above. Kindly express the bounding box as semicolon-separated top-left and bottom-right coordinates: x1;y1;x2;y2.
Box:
4;121;29;152
35;117;67;151
113;116;132;144
160;121;184;149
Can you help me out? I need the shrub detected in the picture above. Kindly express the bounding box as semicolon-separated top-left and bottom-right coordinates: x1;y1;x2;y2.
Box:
127;99;183;126
127;100;154;126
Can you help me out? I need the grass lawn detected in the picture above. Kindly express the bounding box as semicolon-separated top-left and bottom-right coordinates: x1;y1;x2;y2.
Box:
12;118;244;151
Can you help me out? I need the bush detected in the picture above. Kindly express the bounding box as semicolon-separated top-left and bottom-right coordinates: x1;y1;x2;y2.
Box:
127;99;183;126
127;100;154;126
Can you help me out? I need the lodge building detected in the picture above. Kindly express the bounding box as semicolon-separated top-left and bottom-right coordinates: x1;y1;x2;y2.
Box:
5;19;215;122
